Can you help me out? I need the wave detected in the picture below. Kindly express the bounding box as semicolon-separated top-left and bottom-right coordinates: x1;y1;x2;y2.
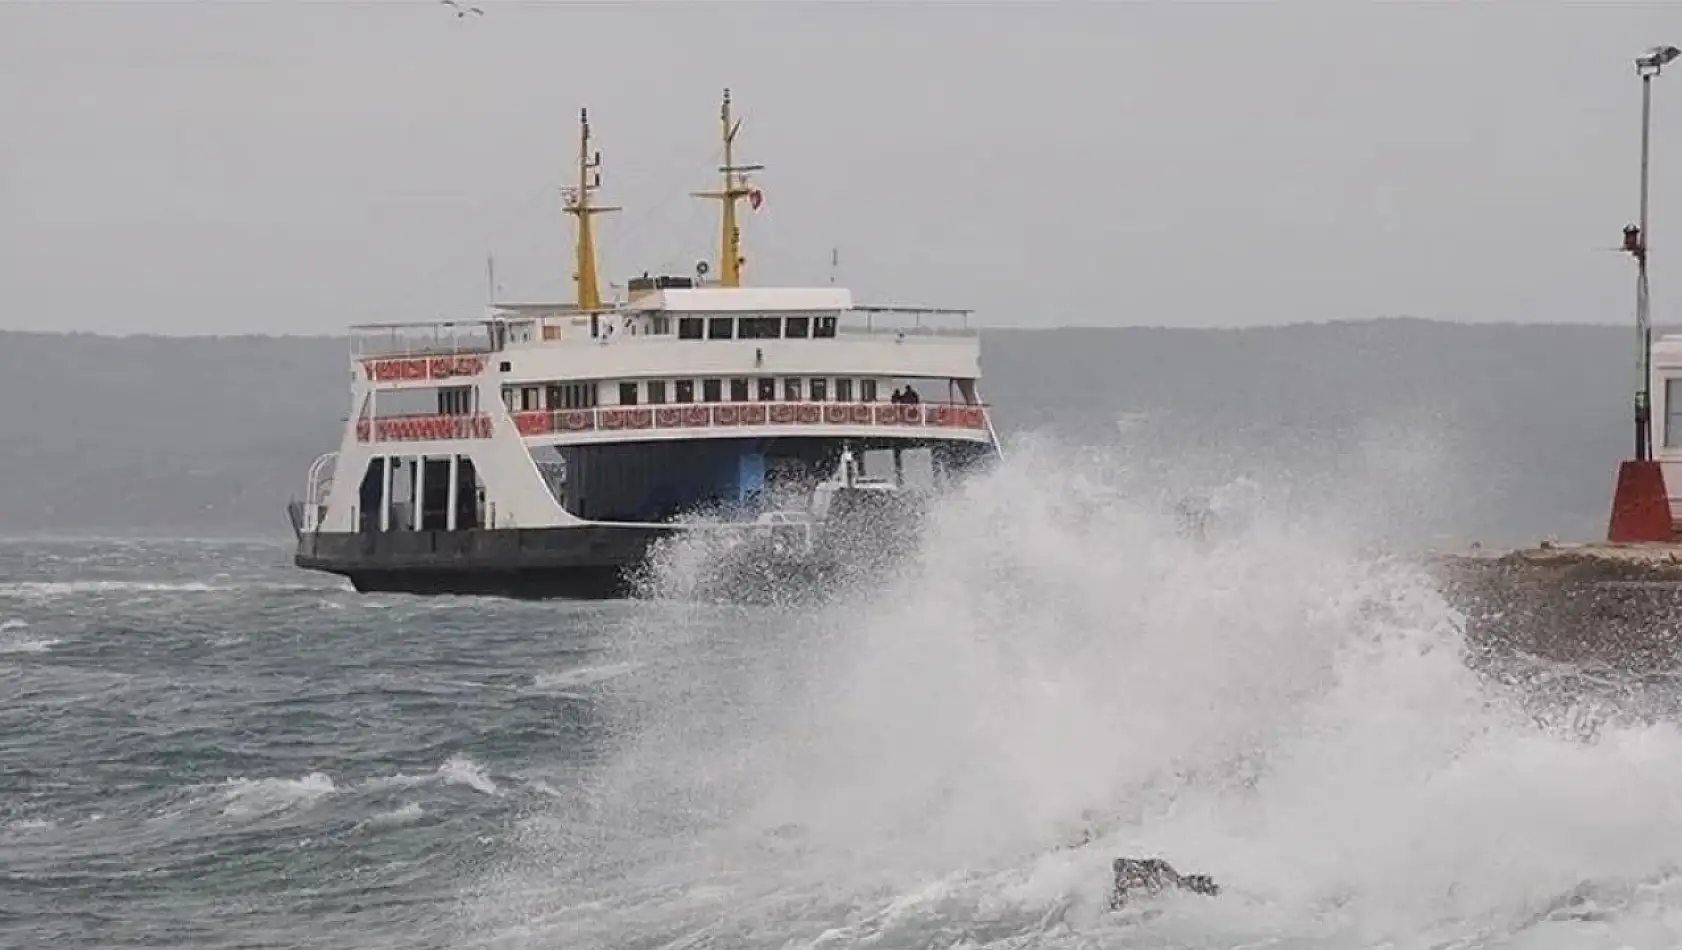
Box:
531;662;640;693
438;755;499;796
220;771;339;819
0;579;339;599
185;755;501;824
0;635;59;654
364;801;425;828
461;432;1682;949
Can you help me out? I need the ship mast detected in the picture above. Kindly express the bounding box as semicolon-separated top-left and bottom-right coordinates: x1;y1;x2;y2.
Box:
563;108;619;310
691;88;763;288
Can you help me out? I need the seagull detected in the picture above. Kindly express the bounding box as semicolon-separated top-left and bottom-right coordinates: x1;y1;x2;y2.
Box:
440;0;484;17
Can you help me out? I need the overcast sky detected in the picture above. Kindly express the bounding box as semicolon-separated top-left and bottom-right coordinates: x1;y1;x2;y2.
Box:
1;1;1678;335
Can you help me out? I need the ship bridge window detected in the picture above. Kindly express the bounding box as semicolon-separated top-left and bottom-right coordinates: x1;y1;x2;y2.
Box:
861;378;879;402
783;377;802;401
739;317;780;339
785;316;810;339
619;382;639;406
702;378;723;402
707;318;735;340
675;380;695;403
678;317;704;340
730;378;750;402
757;377;776;401
814;316;837;338
648;380;668;404
835;378;853;402
810;378;828;402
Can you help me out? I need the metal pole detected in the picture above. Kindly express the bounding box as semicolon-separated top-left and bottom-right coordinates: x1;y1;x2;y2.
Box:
446;454;459;531
379;456;393;532
1642;73;1653;257
414;454;426;531
1638;72;1654;460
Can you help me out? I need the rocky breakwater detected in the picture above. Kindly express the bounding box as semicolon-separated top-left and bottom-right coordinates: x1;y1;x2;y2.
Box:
1427;542;1682;671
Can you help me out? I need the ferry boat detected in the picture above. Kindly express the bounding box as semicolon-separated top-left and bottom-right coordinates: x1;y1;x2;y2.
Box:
288;91;1003;599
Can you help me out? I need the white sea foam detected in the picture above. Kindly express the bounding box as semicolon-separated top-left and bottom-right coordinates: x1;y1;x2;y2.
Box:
461;435;1682;949
6;817;56;833
0;634;59;654
0;580;226;596
359;772;433;792
531;662;640;693
220;771;338;818
367;802;425;827
0;617;44;657
439;756;498;796
208;759;497;824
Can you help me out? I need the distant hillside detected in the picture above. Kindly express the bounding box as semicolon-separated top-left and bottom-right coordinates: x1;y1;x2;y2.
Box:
0;332;347;537
0;321;1644;544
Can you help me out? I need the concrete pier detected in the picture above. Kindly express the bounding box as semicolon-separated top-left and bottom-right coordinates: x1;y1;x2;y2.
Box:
1427;542;1682;671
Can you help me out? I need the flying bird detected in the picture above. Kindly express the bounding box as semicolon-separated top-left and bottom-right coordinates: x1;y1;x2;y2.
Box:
440;0;484;17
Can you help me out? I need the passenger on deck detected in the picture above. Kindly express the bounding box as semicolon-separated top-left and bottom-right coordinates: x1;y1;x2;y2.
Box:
890;387;905;404
903;387;920;405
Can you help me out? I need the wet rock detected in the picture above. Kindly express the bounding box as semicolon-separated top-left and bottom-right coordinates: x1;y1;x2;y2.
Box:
1110;857;1220;909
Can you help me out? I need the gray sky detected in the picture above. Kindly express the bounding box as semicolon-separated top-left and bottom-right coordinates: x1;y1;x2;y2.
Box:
1;1;1678;335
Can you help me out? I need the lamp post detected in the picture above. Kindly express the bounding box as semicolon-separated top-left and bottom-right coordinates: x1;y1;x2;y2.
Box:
1630;44;1680;461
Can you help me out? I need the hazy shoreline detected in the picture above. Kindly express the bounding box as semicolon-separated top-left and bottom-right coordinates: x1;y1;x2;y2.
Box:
0;318;1656;543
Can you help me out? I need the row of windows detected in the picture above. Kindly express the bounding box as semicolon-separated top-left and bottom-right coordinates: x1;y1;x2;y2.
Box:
546;382;599;410
618;376;877;406
504;376;886;412
436;387;474;415
504;382;600;413
675;315;839;341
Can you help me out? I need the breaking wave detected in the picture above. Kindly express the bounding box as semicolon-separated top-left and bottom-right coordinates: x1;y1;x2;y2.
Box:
462;434;1682;949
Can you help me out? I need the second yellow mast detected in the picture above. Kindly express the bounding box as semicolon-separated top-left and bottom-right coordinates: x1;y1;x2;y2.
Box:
692;88;763;288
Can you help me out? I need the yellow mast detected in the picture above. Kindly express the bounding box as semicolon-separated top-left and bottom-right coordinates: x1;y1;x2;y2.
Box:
563;108;619;309
691;88;763;288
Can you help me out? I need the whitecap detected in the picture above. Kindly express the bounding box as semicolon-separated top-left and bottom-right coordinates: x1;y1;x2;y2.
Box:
531;662;639;692
0;637;59;654
366;802;425;827
6;817;56;832
220;771;338;818
438;756;498;796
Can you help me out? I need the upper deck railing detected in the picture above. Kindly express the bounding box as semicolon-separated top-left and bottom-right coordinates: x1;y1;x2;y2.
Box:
348;305;974;362
843;306;974;337
350;320;497;360
355;399;989;443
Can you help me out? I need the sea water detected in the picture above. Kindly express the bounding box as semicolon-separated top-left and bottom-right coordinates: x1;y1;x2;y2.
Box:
6;437;1682;949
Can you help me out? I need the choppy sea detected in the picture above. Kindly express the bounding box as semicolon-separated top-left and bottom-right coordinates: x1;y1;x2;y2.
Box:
8;447;1682;949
